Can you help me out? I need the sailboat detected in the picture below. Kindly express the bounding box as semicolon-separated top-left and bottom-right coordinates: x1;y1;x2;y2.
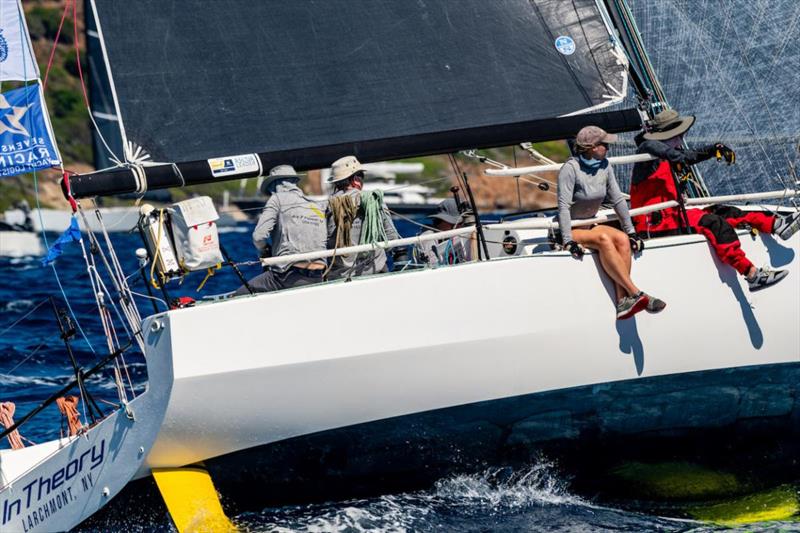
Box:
0;2;173;530
0;203;43;258
29;0;800;518
0;297;173;532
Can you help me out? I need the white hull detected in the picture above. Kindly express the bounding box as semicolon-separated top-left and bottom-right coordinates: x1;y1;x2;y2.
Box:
141;227;800;472
0;232;44;258
0;339;173;531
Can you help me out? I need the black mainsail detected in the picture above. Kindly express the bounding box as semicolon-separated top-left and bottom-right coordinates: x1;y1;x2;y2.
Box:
68;0;640;198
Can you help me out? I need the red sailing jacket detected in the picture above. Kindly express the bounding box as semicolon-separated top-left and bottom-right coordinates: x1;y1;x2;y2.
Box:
629;160;684;234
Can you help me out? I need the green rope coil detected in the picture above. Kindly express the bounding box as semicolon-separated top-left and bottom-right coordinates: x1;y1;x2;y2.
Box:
359;190;388;245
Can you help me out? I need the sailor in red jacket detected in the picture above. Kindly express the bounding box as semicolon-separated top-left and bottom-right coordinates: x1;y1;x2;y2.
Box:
630;109;800;291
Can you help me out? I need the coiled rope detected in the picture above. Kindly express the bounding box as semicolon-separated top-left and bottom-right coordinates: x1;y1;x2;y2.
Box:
323;193;359;277
359;190;388;245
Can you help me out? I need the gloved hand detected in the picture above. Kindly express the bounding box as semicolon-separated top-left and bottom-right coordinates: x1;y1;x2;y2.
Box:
628;233;645;253
564;240;585;259
713;143;736;165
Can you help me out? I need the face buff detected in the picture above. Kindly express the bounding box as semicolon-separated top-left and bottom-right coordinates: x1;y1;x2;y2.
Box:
579;155;602;168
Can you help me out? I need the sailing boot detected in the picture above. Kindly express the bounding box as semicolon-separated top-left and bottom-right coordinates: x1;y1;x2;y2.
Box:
773;211;800;241
644;294;667;313
747;267;788;292
616;292;649;320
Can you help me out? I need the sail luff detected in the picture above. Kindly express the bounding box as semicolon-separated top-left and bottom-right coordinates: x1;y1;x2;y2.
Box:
88;0;129;164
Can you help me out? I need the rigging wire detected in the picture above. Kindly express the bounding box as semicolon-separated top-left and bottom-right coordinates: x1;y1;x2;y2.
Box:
0;298;48;339
70;0;124;165
15;0;96;354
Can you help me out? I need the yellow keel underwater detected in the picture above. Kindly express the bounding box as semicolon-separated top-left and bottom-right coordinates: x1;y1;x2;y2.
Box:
153;465;236;532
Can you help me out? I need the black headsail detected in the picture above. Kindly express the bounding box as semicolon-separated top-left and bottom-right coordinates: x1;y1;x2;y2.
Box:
67;0;640;199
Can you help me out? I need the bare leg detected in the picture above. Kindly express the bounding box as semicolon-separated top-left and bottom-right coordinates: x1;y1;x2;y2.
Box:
572;226;640;298
611;230;632;301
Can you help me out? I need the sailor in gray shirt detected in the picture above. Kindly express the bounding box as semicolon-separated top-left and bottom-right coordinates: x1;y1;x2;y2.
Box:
416;198;471;267
325;156;401;279
557;125;665;320
234;165;327;296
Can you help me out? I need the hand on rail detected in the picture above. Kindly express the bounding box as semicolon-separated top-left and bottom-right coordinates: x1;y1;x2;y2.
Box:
628;233;645;253
564;241;585;259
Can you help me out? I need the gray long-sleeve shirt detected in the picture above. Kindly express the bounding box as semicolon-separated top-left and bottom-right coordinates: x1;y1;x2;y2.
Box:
326;188;400;277
556;157;635;244
252;182;327;272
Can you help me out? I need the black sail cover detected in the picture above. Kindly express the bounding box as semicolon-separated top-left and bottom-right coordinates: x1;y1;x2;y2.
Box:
70;0;637;197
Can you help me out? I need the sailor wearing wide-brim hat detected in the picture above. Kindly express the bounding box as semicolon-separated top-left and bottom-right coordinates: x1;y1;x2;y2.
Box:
630;109;799;292
326;155;366;185
234;164;327;296
325;155;401;279
642;108;696;141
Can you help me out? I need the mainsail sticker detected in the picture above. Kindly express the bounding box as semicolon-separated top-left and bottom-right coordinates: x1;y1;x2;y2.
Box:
0;84;61;178
0;0;39;81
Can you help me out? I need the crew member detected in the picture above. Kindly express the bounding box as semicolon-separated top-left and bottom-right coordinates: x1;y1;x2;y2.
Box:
234;165;327;295
325;155;401;279
630;109;800;291
415;198;471;267
559;125;666;320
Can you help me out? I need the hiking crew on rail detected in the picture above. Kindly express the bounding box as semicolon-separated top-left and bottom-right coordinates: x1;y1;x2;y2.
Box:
630;109;800;292
557;125;667;320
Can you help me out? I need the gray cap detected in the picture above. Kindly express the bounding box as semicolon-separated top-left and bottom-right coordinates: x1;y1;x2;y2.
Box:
575;125;618;150
261;164;304;194
430;198;461;225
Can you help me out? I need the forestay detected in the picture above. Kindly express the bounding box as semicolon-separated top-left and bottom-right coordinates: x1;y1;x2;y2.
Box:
69;0;640;198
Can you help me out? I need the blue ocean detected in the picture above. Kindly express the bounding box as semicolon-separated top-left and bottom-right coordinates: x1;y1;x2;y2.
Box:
1;220;799;532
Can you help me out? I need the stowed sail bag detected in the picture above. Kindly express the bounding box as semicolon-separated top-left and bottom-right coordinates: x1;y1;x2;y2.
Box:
170;197;223;271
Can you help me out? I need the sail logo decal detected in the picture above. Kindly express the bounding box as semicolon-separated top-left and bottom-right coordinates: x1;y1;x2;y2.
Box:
0;84;60;178
1;439;106;531
555;36;576;56
0;30;8;62
208;153;260;178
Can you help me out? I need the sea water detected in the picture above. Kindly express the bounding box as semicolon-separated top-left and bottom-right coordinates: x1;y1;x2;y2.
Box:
1;221;799;532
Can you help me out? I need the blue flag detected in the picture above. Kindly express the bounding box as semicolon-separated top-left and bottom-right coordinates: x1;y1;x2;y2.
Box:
42;217;81;267
0;83;61;179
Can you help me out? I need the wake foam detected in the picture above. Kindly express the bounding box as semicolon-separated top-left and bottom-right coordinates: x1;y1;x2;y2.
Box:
238;461;587;532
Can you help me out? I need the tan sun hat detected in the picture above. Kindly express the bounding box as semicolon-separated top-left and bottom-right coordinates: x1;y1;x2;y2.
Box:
575;125;618;150
327;155;365;184
643;109;696;141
